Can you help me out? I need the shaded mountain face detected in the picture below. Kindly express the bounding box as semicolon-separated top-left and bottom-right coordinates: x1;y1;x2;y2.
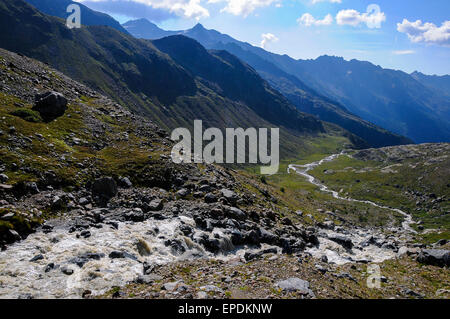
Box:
292;56;450;143
152;36;322;133
0;0;354;159
123;20;413;148
24;0;129;34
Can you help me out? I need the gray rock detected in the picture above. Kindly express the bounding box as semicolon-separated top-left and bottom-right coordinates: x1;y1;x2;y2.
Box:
275;278;315;297
244;247;278;261
92;177;118;200
335;272;357;282
417;249;450;267
29;254;44;262
33;91;68;121
0;174;8;183
162;281;181;292
69;253;105;267
7;229;21;241
148;199;163;211
221;189;239;205
124;209;144;222
176;188;189;197
227;207;246;220
259;228;278;245
78;197;90;206
204;193;217;203
118;176;132;188
403;289;424;298
108;251;137;260
80;230;91;238
327;234;353;249
315;264;327;274
134;274;163;284
0;212;15;221
61;266;74;275
200;285;223;293
26;182;40;194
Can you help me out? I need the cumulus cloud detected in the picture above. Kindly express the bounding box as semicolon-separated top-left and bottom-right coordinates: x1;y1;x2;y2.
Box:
79;0;209;20
336;4;386;29
397;19;450;46
209;0;279;17
297;13;333;27
311;0;341;4
260;33;278;48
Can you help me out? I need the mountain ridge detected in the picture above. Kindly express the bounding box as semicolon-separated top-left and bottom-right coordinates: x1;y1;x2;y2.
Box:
123;19;449;144
123;19;414;147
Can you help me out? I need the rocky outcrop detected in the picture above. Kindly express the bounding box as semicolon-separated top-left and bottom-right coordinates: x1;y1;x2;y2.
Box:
417;249;450;267
32;91;68;121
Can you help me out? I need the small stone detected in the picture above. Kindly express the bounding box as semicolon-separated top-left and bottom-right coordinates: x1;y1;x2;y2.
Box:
148;199;163;211
30;254;44;262
61;266;74;275
204;193;217;203
45;263;55;272
0;174;8;183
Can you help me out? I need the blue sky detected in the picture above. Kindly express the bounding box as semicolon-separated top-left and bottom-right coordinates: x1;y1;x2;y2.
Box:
80;0;450;75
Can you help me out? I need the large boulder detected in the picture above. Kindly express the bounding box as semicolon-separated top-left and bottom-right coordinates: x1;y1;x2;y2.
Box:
417;249;450;267
33;91;68;121
92;177;118;200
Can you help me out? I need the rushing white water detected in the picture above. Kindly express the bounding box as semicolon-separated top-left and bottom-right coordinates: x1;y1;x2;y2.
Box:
0;210;276;299
307;228;397;265
0;215;254;299
287;153;416;233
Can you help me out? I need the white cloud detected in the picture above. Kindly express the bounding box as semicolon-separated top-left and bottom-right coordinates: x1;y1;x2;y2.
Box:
397;19;450;46
311;0;341;4
208;0;279;17
79;0;209;20
336;5;386;29
297;13;333;27
392;50;415;55
260;33;278;48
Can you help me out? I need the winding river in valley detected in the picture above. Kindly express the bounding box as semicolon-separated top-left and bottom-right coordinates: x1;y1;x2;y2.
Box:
287;152;416;233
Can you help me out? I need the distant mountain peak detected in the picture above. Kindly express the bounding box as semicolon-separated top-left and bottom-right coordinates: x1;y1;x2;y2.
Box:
124;18;153;26
192;23;206;30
